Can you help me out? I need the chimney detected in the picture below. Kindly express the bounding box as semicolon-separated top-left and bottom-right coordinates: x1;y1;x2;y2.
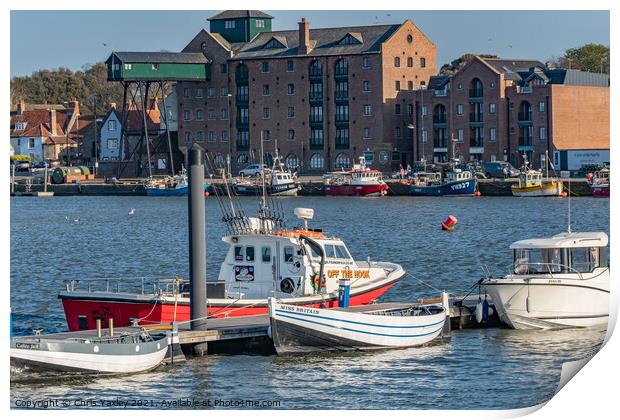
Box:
50;109;58;135
110;102;117;110
299;17;311;55
17;98;26;115
72;99;80;117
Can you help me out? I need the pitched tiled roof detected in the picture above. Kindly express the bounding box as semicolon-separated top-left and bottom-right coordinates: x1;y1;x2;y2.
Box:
107;52;210;64
104;107;161;133
427;75;450;90
208;10;273;21
480;58;545;75
230;23;401;60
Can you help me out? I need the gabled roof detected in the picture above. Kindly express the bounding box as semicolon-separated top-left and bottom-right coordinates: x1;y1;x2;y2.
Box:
428;75;450;90
208;10;273;21
480;58;545;75
262;35;288;49
106;52;210;64
339;32;363;45
103;107;161;133
230;23;401;60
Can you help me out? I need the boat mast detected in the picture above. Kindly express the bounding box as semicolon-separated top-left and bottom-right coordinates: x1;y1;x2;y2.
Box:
259;130;267;232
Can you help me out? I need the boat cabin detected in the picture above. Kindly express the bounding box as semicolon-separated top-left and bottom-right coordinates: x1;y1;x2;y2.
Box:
445;169;473;183
509;232;609;275
518;170;543;188
412;172;441;186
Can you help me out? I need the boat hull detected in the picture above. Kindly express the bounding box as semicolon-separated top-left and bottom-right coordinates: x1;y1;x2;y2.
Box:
10;334;169;373
59;279;399;331
410;179;477;196
511;181;563;197
590;185;610;197
269;300;446;355
145;183;210;196
232;182;299;196
482;269;609;329
324;183;388;197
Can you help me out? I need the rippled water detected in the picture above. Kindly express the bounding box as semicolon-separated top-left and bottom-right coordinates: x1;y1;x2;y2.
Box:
10;196;609;409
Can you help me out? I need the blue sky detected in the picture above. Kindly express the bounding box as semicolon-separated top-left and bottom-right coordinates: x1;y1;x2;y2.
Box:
10;10;609;77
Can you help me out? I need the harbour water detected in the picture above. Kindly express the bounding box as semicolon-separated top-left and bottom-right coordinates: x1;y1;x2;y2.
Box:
10;196;609;409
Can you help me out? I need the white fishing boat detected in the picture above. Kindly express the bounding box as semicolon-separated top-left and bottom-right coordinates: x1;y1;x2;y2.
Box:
10;330;170;374
232;154;299;196
481;231;609;329
268;294;449;355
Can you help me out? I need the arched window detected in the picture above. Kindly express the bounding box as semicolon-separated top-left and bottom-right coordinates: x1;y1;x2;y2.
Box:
310;153;324;170
285;153;299;171
236;64;248;81
335;153;351;170
309;60;323;78
470;78;483;97
335;59;348;76
519;101;532;121
237;153;248;164
200;42;207;53
213;153;224;166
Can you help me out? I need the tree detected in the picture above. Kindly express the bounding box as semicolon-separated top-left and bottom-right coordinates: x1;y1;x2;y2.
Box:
439;54;499;76
550;43;609;74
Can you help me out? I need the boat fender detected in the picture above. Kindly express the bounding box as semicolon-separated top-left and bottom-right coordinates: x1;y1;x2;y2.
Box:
526;295;531;313
482;298;489;322
475;300;483;324
280;278;296;294
312;273;320;293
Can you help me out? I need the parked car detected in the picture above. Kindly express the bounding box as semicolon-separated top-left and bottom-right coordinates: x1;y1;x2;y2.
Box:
238;164;270;177
13;160;31;172
483;161;519;178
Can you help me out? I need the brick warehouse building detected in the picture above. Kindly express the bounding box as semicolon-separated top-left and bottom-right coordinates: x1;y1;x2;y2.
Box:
410;56;610;170
177;10;437;174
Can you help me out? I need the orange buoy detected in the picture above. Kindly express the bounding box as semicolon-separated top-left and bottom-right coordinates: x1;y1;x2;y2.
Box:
586;172;594;182
204;190;210;198
561;191;568;198
441;215;458;231
474;191;482;197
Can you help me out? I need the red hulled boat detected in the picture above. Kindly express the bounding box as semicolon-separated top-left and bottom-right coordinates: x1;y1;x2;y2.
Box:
324;157;389;197
588;168;610;197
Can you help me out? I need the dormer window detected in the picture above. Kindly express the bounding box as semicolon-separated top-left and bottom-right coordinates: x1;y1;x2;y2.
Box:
14;122;26;131
339;33;363;45
262;37;286;49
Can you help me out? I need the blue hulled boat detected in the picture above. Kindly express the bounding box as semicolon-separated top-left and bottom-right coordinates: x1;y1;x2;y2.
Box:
410;167;477;197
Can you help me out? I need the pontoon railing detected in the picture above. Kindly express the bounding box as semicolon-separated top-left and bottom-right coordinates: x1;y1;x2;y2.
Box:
64;277;183;295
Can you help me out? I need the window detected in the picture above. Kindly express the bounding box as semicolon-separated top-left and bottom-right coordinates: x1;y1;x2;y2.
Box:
394;57;401;67
379;151;389;164
196;131;204;142
208;87;216;98
539;127;546;140
263;84;270;96
457;83;462;90
335;105;349;122
108;120;117;131
310;129;324;147
242;246;254;262
456;104;463;116
237;85;249;101
239;108;249;124
457;128;464;142
287;107;295;118
407;103;414;115
208;131;216;142
490;82;496;88
310;106;323;123
183;110;191;121
184;131;191;142
288;129;295;140
263;107;271;119
151;64;158;71
287;84;295;95
310;153;324;169
539;101;545;112
490;128;496;141
256;19;265;28
183;88;191;98
407;34;413;43
363;151;374;165
335;59;348;76
221;131;229;142
221;87;228;97
284;246;294;263
112;63;120;71
207;109;216;120
395;104;401;115
489;103;496;114
422;129;428;144
362;56;370;69
107;139;118;149
220;64;227;74
124;63;132;70
363;81;370;92
395;81;401;91
285;154;299;171
262;62;269;73
14;122;26;131
263;130;271;141
395;127;401;137
408;81;413;90
196;88;203;98
237;153;248;164
363;127;371;139
420;57;426;68
287;60;294;72
335;153;351;170
422;106;428;117
363;104;372;116
261;247;271;263
225;20;235;29
196;109;204;121
221;108;229;120
407;57;413;67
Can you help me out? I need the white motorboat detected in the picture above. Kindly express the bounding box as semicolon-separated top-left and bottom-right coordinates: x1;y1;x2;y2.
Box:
268;293;449;355
10;330;170;374
481;231;609;329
